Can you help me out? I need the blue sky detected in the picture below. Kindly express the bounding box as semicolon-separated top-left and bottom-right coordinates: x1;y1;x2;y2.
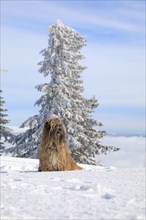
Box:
1;0;145;136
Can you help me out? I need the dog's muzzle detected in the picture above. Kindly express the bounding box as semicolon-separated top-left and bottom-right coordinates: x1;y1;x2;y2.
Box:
56;127;64;136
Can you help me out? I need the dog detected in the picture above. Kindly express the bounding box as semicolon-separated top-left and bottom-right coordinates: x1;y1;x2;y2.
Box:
38;118;82;171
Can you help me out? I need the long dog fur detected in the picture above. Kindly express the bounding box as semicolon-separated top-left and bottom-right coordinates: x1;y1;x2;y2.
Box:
38;118;82;171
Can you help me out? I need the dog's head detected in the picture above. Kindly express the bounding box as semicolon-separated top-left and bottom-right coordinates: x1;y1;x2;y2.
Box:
44;118;66;145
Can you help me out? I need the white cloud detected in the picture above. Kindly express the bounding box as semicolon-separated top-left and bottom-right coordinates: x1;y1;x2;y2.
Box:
1;1;144;33
97;136;145;168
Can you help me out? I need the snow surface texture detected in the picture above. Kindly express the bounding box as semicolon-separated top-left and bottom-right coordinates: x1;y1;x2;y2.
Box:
1;156;145;220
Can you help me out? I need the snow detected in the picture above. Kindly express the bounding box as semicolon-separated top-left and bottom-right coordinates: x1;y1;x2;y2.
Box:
1;126;145;219
7;126;29;135
1;156;145;220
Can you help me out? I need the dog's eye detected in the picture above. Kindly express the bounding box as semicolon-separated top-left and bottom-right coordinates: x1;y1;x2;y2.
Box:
45;122;50;129
45;122;48;126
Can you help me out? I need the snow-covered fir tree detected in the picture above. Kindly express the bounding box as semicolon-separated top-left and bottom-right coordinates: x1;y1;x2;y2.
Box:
6;20;119;163
0;90;11;150
0;90;10;131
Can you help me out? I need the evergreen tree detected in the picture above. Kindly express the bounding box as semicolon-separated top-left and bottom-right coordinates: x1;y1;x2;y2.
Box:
0;90;10;149
0;90;9;130
9;20;119;163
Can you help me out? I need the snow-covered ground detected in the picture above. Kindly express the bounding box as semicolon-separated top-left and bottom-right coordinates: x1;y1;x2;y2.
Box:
1;127;145;219
1;156;145;220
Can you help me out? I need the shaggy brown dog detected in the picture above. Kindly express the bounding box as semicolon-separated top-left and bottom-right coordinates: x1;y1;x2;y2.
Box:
38;118;82;171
